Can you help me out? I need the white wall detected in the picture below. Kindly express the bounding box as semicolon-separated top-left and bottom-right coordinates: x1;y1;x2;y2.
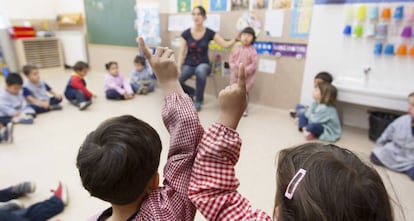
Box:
302;3;414;128
0;0;84;19
56;0;85;14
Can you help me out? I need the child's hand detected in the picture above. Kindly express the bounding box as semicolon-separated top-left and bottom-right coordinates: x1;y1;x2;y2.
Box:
218;63;247;130
39;101;50;109
54;94;63;100
138;37;183;94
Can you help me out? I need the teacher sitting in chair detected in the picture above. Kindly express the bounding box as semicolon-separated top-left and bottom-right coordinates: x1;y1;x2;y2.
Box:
178;5;238;111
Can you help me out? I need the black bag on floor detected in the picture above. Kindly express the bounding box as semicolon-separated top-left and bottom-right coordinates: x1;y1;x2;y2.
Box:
368;111;400;141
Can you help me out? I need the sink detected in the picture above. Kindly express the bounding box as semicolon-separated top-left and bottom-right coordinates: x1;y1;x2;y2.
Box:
333;77;409;112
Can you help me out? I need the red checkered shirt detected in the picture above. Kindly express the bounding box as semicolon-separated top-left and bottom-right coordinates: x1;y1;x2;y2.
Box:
189;123;273;221
90;93;204;221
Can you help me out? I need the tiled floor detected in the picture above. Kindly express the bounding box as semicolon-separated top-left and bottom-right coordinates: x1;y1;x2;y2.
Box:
0;70;412;220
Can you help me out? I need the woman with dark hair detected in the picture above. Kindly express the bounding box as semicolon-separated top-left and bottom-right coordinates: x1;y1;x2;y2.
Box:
178;5;238;111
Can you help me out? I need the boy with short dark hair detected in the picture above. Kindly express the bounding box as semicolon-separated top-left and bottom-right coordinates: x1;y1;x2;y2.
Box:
130;55;155;95
64;61;94;110
0;73;35;128
77;38;203;221
22;65;63;113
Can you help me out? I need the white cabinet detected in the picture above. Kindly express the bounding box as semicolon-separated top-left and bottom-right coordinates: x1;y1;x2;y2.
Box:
14;37;64;70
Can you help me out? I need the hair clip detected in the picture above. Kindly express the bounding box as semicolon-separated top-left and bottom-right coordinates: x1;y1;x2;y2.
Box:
284;168;307;200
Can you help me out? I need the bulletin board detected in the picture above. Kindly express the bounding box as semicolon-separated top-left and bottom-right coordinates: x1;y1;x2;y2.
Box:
84;0;137;47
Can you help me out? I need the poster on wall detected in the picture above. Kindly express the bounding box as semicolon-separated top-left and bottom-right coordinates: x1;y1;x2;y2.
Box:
136;1;161;46
265;10;284;37
252;0;269;9
272;0;292;9
236;12;262;36
192;0;209;10
290;0;314;37
231;0;250;10
177;0;191;12
210;0;228;11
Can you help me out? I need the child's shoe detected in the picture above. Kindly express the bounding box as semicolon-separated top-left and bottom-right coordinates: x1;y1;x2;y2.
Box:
194;101;202;112
406;167;414;181
11;181;36;196
13;115;34;124
303;129;315;141
289;109;297;118
79;101;92;111
51;181;68;206
0;199;24;211
243;110;248;117
4;122;14;143
50;104;63;111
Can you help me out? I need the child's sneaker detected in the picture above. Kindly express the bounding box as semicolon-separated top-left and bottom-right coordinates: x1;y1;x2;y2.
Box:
0;199;24;211
13;115;34;124
79;101;92;111
243;110;248;117
11;181;36;196
51;181;68;206
4;122;14;143
50;104;63;111
194;101;202;112
289;109;297;118
303;130;315;141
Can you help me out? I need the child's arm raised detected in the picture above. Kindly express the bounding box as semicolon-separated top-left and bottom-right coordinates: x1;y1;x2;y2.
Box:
189;65;272;221
138;38;204;218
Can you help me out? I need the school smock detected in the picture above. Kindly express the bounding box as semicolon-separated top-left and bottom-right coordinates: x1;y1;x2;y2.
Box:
0;88;35;117
372;114;414;172
88;93;204;221
229;44;258;92
305;101;341;142
23;81;52;102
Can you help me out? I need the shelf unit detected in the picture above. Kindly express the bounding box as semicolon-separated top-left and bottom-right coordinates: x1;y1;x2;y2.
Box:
14;37;64;70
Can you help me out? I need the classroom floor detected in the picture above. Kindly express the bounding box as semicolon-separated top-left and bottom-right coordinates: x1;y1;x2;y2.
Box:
0;70;412;221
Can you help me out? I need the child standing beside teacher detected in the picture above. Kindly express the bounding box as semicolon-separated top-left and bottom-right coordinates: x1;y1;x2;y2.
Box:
229;26;258;117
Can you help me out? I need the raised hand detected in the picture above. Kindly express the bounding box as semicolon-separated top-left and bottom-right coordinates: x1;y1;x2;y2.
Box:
218;63;247;130
138;37;183;94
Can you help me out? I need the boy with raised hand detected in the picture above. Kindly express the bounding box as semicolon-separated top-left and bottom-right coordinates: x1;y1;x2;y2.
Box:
77;38;204;221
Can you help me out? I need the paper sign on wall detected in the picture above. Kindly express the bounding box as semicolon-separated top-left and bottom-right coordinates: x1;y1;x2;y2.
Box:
168;14;221;31
258;59;277;74
265;10;284;37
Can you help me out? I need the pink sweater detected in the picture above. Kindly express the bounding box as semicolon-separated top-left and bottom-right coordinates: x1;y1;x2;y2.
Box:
104;73;133;95
229;45;258;92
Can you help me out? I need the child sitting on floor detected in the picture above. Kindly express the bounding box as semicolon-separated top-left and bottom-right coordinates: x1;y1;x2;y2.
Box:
0;73;35;125
371;92;414;181
130;55;155;95
64;61;94;110
229;27;258;117
104;61;134;100
297;82;341;141
0;181;68;221
22;65;63;113
290;71;333;118
188;64;393;221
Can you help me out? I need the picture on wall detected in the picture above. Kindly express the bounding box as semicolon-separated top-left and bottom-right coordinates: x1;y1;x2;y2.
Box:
252;0;269;9
192;0;209;10
231;0;250;10
272;0;292;9
177;0;191;12
210;0;228;11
